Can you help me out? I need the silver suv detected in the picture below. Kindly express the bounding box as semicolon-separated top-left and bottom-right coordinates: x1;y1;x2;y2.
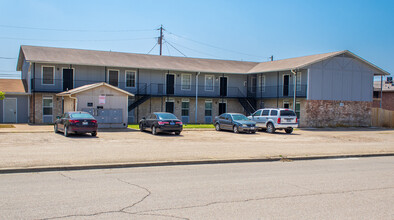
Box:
248;108;298;134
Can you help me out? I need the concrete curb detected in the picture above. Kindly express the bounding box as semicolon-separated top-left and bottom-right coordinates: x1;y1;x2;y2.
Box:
1;153;393;174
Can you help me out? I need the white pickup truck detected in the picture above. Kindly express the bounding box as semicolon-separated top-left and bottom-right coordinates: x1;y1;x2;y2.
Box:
247;108;298;134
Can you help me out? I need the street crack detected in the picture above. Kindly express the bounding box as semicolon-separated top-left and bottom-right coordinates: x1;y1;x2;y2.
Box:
37;178;152;220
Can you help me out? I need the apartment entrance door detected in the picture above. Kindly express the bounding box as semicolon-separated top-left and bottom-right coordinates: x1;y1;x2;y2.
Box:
283;75;290;96
63;69;74;91
220;77;227;96
219;102;227;115
166;74;175;95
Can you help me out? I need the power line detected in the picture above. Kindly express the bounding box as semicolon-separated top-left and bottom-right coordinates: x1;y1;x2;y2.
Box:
0;70;19;73
165;41;171;56
165;40;221;59
0;36;156;42
164;40;187;57
147;43;158;54
165;30;265;59
0;24;155;33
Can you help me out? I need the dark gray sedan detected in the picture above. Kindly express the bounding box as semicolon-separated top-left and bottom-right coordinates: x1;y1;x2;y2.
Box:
139;112;183;135
213;113;257;133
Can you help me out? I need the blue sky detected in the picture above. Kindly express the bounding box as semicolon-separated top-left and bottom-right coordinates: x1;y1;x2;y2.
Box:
0;0;393;79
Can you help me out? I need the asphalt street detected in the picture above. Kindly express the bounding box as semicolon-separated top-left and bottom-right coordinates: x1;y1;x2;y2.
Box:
1;157;393;219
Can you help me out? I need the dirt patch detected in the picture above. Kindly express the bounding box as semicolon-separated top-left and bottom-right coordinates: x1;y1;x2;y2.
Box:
0;128;393;169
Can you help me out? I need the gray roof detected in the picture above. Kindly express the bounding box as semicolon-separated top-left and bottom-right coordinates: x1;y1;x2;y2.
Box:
17;45;389;75
17;45;258;74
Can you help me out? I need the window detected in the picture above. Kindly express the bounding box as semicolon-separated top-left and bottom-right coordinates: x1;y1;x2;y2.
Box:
205;100;212;116
42;66;54;85
270;110;278;116
181;99;189;116
296;72;301;91
181;74;191;90
280;110;296;116
258;75;265;92
205;75;214;91
262;110;270;116
295;102;301;119
108;70;119;87
283;101;290;109
43;96;53;116
253;110;262;117
125;71;136;88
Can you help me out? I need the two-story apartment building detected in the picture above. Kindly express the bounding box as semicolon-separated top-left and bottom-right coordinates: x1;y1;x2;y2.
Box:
15;45;389;127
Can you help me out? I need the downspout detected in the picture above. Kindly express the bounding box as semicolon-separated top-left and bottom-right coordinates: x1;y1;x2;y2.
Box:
69;94;78;111
291;69;297;111
380;75;383;108
195;72;200;123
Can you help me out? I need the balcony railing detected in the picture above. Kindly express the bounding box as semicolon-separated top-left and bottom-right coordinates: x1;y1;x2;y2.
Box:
31;78;307;98
248;85;307;98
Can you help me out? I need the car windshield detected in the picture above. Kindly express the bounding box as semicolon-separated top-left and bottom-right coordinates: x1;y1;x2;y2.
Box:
280;110;296;116
157;113;177;120
231;114;249;121
70;113;95;119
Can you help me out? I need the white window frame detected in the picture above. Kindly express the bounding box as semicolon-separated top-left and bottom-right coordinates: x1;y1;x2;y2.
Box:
205;75;214;91
41;66;55;85
181;73;192;90
295;101;301;118
61;67;75;91
42;96;53;121
205;99;213;116
181;98;190;117
258;75;265;92
125;70;137;88
107;69;119;87
296;72;302;91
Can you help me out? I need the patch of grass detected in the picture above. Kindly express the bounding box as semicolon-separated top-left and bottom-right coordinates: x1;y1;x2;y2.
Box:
183;124;214;129
0;124;15;128
128;124;139;129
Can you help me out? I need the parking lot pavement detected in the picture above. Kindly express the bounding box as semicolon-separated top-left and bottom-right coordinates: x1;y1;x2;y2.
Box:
1;127;394;171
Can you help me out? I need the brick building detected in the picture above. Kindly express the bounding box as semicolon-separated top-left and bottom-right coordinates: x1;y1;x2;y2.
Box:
373;79;394;111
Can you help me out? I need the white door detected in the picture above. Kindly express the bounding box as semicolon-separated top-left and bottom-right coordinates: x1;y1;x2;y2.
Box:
3;98;17;123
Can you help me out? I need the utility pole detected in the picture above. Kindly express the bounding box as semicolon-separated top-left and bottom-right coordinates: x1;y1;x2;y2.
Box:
270;55;274;61
158;25;164;56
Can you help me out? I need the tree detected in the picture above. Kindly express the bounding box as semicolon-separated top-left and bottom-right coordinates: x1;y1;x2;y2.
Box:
0;91;5;100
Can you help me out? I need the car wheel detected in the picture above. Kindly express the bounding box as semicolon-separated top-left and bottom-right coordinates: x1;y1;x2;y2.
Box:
267;123;275;134
251;131;256;134
152;126;158;135
64;126;69;137
91;131;97;137
139;123;144;132
54;124;59;133
233;125;239;133
285;128;293;134
215;123;221;131
174;131;181;135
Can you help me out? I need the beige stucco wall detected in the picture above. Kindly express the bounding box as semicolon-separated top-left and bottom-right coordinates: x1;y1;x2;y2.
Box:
73;86;129;126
